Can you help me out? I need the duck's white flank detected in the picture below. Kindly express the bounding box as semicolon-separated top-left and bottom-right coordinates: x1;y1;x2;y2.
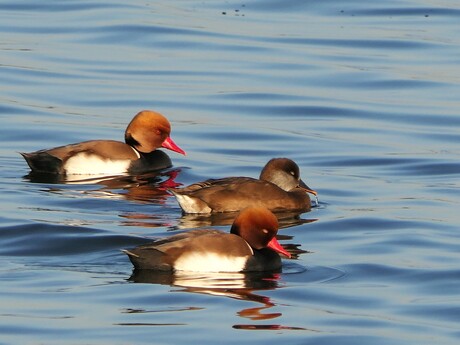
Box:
174;252;248;272
172;193;212;213
64;153;131;175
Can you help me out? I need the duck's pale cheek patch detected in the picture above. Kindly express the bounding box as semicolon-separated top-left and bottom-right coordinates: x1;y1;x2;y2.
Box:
174;252;248;272
64;153;131;175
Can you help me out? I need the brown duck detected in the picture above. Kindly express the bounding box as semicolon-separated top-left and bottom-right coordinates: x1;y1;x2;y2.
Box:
170;158;317;213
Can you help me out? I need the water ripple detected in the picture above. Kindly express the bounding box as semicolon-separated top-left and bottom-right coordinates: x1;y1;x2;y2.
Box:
0;223;147;257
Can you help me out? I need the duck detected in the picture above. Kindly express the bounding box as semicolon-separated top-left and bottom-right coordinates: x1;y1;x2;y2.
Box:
20;110;186;176
170;158;317;214
123;206;291;272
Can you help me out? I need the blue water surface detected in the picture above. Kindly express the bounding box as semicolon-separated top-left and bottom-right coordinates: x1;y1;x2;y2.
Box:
1;0;459;344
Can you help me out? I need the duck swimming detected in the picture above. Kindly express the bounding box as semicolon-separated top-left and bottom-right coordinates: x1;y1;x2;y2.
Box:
123;206;291;272
21;110;185;176
170;158;317;213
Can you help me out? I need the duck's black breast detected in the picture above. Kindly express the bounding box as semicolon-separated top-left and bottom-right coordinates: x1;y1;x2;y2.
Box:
243;248;282;272
128;150;172;173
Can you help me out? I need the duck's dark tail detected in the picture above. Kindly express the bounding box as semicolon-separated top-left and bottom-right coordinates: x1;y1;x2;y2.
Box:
20;152;62;174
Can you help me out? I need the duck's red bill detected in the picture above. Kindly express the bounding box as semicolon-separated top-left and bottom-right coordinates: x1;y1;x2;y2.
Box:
162;137;186;155
267;237;291;258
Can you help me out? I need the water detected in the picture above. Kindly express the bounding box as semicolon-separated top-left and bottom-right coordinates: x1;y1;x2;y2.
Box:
1;0;460;344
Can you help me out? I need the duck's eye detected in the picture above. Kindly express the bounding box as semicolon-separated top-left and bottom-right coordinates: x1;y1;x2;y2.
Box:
155;129;162;135
290;171;295;176
262;229;269;234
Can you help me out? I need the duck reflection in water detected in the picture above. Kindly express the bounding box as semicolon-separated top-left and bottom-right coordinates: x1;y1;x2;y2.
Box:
128;262;310;329
24;168;182;202
176;209;318;229
24;169;183;228
129;269;284;322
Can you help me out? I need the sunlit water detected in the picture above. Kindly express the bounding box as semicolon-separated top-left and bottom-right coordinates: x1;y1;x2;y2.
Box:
1;0;460;344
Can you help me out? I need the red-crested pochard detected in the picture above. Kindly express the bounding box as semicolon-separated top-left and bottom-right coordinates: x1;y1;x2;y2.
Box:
123;206;291;272
20;110;185;175
170;158;317;214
